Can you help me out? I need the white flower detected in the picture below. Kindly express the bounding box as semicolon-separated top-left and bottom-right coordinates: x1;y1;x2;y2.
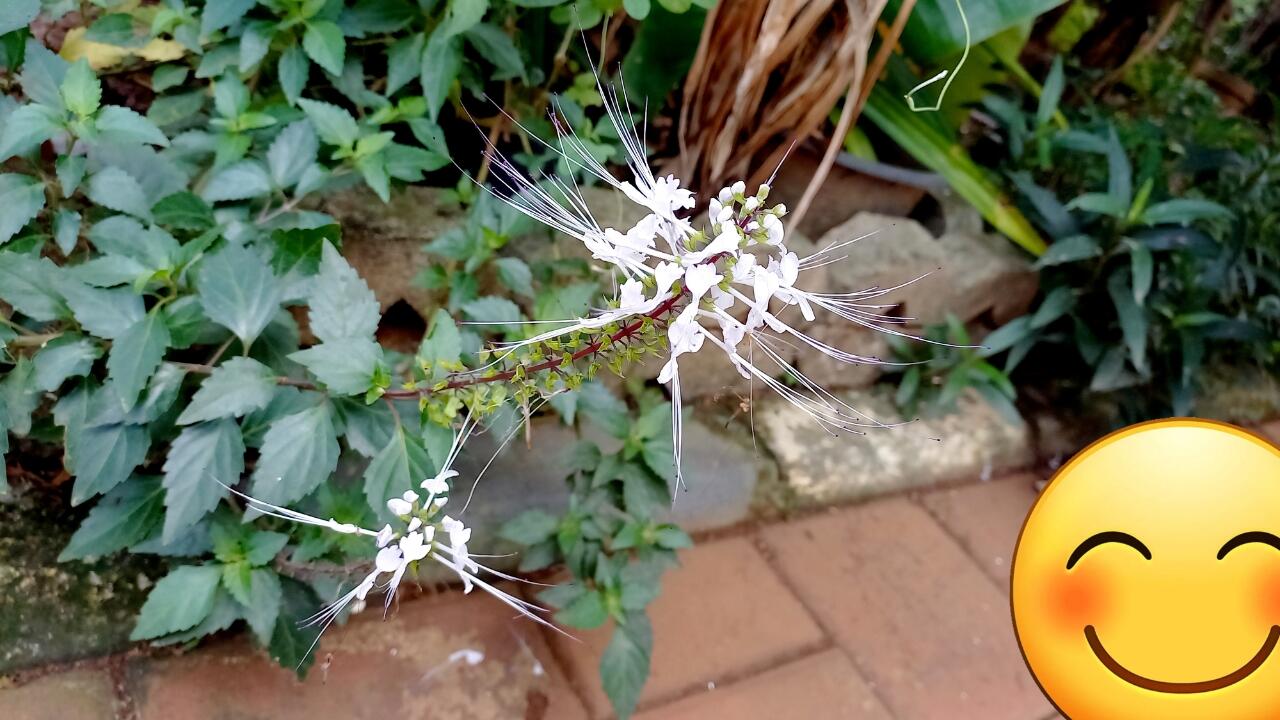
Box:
376;545;404;573
386;497;413;516
683;264;722;304
376;524;395;548
402;490;419;504
407;517;422;532
731;180;745;196
399;531;430;562
653;261;682;294
763;214;784;245
421;469;457;495
619;278;646;308
683;228;740;265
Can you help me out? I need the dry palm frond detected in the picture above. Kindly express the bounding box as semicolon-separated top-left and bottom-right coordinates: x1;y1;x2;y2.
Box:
673;0;889;209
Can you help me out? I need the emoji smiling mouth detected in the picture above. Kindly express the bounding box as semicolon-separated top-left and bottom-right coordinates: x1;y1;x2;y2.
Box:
1085;625;1280;693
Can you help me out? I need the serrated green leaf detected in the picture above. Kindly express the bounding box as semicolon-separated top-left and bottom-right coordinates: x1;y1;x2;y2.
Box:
290;338;384;396
201;159;272;202
152;192;215;231
386;33;424;95
461;296;521;333
249;403;339;506
1;357;37;438
59;475;165;561
151;64;188;93
131;564;222;640
465;23;524;81
278;44;309;106
363;424;434;517
60;58;101;117
556;588;608;629
162;419;243;542
201;0;257;35
439;0;488;39
150;588;241;645
500;510;558;545
19;40;68;110
240;20;274;71
419;308;461;369
56;154;86;196
67;421;151;504
600;613;652;718
302;20;345;75
55;276;144;339
421;27;462;121
0;252;65;321
269;577;322;676
0;173;46;244
106;311;171;409
94;106;169;147
87;215;178;272
53;208;80;254
267;120;318;188
88;167;151;219
297;98;358;149
0;104;62;161
494;257;533;297
247;531;289;566
84;13;145;48
178;357;276;425
146;90;206;127
243;568;283;645
0;0;38;36
197;242;283;346
308;242;380;342
34;335;100;391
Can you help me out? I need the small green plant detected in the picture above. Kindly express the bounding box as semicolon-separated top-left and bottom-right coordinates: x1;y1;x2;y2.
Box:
887;314;1019;424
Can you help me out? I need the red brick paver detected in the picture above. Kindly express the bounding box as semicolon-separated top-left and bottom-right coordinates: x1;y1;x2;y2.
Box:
545;536;827;719
916;473;1042;591
761;499;1051;720
0;669;117;720
126;589;586;720
634;649;891;720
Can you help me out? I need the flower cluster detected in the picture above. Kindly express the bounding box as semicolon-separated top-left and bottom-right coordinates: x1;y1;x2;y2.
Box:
483;80;911;486
230;421;555;656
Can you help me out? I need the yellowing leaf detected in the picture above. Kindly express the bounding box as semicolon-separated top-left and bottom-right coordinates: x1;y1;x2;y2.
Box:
60;27;185;70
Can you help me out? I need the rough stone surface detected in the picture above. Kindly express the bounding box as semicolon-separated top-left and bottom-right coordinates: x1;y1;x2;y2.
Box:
544;537;826;718
125;590;587;720
633;649;892;720
756;385;1033;507
819;213;949;327
916;473;1043;591
0;487;162;673
0;669;117;720
935;230;1038;325
761;499;1051;720
771;148;927;240
1196;365;1280;425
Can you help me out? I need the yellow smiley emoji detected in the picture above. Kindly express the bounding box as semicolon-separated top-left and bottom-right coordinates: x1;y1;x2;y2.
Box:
1012;418;1280;719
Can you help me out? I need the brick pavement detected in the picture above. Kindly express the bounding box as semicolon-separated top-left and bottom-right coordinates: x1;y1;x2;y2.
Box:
0;472;1064;720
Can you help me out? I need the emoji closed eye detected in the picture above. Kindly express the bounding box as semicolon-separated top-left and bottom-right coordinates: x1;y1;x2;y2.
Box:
1218;532;1280;560
1067;532;1152;570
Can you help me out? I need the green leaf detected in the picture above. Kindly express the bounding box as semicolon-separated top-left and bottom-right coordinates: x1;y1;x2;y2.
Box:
56;277;144;339
1036;56;1065;128
465;23;524;81
1065;192;1127;218
267;120;319;189
421;27;463;121
1105;126;1132;210
460;296;521;333
1;357;37;438
147;90;207;127
0;173;46;244
386;33;424;95
278;45;310;106
654;525;692;549
19;40;68;109
1140;199;1233;226
150;588;241;645
418;308;461;368
34;335;101;391
178;357;276;424
87;216;177;272
249;403;340;506
494;257;534;297
363;424;434;517
297;98;358;149
60;58;101;117
240;21;274;71
1032;235;1100;269
0;252;64;320
290;338;385;395
151;64;188;93
67;422;151;504
1106;270;1147;374
152;192;215;231
887;0;1065;64
269;577;322;677
600;613;653;719
94;106;169;147
1128;241;1153;307
0;104;62;160
107;311;171;409
439;0;488;39
53;208;80;254
59;475;165;561
88;167;151;219
302;20;346;75
85;13;145;48
308;242;380;342
0;0;38;36
623;0;651;19
1029;286;1074;330
243;568;283;645
202;159;272;202
162;419;243;542
500;510;559;545
578;382;629;438
556;588;608;629
247;531;289;565
197;242;284;347
202;0;257;35
131;565;222;640
407;118;449;158
56;154;86;196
